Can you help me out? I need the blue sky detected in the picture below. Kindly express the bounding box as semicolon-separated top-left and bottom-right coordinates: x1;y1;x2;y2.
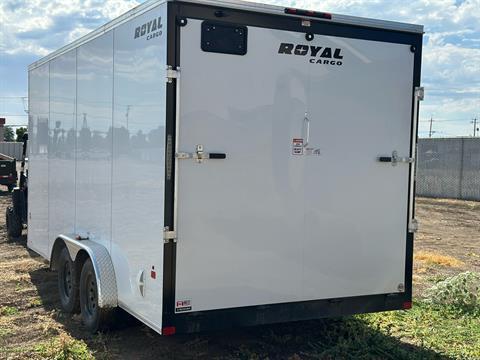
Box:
0;0;479;137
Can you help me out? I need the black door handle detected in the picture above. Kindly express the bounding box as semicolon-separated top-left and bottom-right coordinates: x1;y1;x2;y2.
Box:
209;153;226;159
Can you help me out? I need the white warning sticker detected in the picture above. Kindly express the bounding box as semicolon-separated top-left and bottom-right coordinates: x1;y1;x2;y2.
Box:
175;299;192;312
292;138;304;155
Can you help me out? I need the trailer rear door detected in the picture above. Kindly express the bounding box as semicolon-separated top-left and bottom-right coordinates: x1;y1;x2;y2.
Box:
174;19;415;313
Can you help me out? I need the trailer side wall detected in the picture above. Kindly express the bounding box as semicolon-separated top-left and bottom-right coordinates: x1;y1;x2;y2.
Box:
28;3;167;331
28;63;50;258
48;50;77;254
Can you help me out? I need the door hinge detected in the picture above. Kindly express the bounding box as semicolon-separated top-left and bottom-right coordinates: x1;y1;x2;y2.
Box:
163;227;177;243
415;87;424;101
166;66;180;83
408;218;418;233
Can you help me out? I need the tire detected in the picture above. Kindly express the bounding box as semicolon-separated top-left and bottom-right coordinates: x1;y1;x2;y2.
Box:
79;258;111;332
57;247;80;313
12;189;26;223
6;206;22;238
7;185;14;192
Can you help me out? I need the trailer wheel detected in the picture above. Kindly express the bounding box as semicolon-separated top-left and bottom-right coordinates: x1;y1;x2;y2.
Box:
57;247;80;313
80;258;110;332
6;206;22;239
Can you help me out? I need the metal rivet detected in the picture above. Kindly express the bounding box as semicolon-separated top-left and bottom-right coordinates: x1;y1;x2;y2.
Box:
305;33;314;41
410;45;416;53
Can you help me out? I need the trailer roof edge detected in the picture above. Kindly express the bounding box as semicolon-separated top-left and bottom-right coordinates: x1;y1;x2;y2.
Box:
28;0;423;71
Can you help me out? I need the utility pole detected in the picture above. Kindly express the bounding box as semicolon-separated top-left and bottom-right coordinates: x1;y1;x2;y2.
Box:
125;105;131;130
472;118;478;137
428;116;435;138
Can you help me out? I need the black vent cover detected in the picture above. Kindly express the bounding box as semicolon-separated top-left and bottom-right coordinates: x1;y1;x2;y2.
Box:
201;21;247;55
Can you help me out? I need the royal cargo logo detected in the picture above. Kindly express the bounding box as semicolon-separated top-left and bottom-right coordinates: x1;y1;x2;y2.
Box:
278;43;344;66
134;17;162;41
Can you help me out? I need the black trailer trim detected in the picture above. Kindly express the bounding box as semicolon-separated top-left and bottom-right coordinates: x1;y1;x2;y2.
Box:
162;1;182;331
173;292;411;334
174;1;422;45
162;1;422;334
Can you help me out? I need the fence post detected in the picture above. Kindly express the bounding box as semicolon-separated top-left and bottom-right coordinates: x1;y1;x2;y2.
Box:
459;138;465;199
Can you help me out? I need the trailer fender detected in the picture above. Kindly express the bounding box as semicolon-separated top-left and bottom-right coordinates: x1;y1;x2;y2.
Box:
51;235;118;308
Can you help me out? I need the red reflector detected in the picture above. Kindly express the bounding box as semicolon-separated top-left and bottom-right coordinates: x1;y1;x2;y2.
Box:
150;270;156;279
284;7;332;20
403;301;412;309
162;326;176;336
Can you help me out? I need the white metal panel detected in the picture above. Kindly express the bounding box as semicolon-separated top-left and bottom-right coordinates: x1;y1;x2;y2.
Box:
48;50;77;255
175;20;309;312
176;20;415;312
75;32;114;250
110;4;167;332
302;36;414;299
28;64;50;258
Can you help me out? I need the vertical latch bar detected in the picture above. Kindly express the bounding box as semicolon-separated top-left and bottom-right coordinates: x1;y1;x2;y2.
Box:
408;86;424;234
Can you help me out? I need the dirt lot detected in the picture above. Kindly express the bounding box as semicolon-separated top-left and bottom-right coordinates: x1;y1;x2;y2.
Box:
0;194;478;359
413;197;480;295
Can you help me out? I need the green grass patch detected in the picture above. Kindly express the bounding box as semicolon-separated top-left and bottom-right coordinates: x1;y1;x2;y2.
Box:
0;306;19;316
35;334;94;360
28;297;43;308
360;302;480;359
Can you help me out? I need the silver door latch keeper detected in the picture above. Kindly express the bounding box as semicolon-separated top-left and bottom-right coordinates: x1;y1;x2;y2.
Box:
378;150;414;166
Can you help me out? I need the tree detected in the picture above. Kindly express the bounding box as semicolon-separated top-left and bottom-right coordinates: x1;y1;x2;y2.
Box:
3;126;14;142
15;127;27;142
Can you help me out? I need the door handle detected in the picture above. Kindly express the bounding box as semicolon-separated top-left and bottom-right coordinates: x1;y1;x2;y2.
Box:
176;144;227;163
378;150;414;166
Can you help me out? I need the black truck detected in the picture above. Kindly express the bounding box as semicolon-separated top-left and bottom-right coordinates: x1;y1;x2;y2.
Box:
0;153;17;192
5;133;28;238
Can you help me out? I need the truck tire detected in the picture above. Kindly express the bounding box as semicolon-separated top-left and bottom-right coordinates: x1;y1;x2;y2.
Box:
6;206;22;239
79;258;111;332
12;189;26;223
57;247;80;313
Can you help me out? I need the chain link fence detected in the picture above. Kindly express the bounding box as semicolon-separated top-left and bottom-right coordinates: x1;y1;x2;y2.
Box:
416;138;480;201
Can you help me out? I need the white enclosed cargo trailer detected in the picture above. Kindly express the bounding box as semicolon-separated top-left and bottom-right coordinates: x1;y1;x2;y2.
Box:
28;0;423;334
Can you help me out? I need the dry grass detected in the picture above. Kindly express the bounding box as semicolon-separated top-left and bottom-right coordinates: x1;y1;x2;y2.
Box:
414;250;464;268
